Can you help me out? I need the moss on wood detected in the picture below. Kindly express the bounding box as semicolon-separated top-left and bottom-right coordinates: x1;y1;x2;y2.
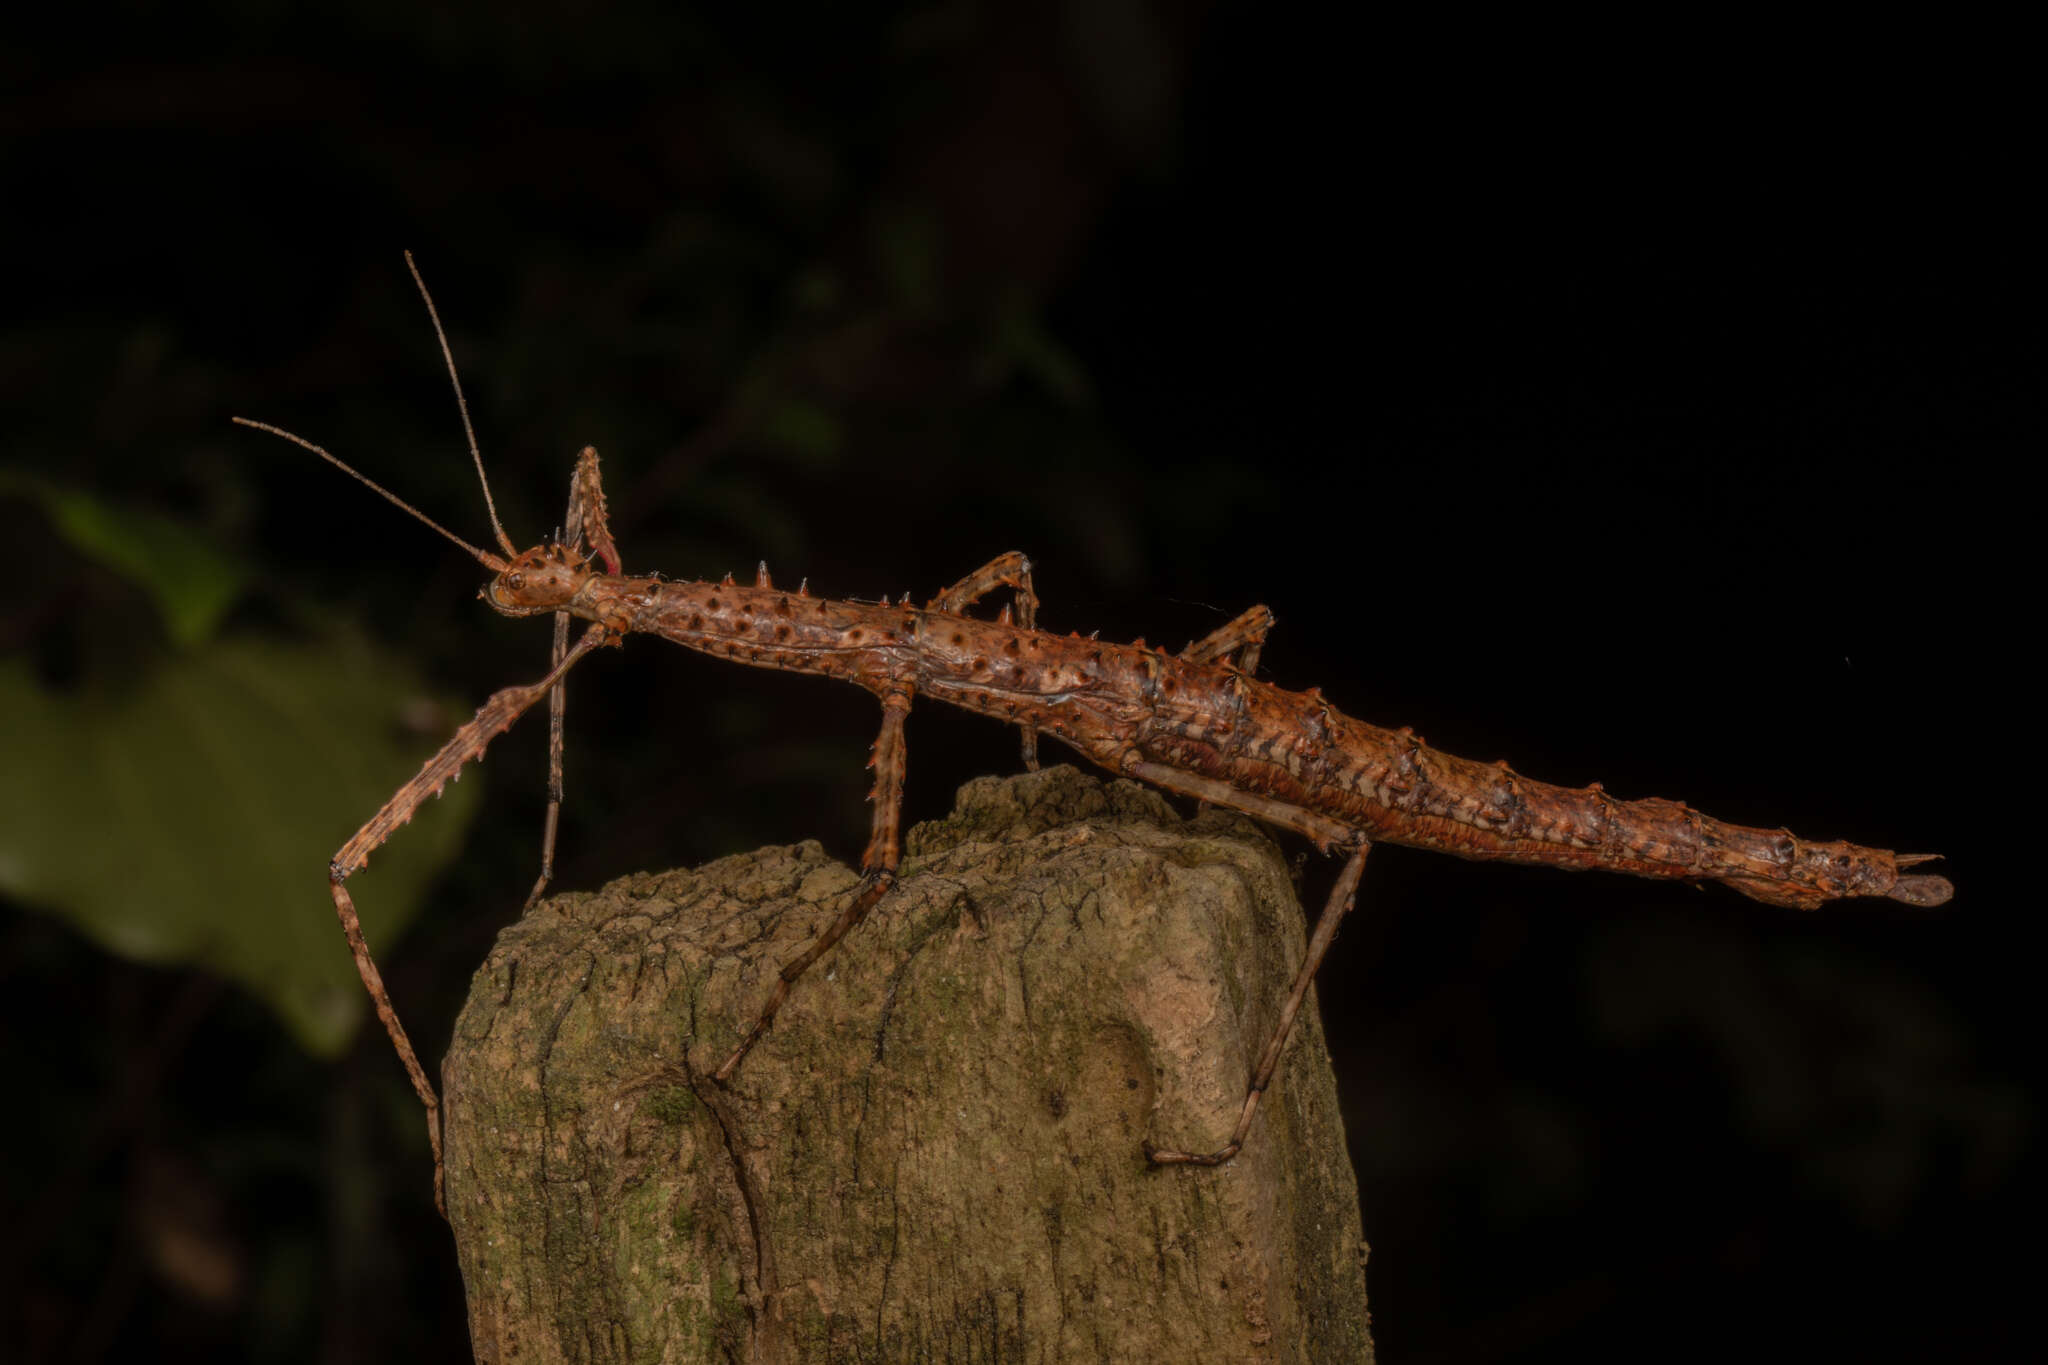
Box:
445;765;1373;1362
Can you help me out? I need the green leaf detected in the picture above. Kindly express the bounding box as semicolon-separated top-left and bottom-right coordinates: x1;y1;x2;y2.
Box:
0;472;247;646
0;634;483;1056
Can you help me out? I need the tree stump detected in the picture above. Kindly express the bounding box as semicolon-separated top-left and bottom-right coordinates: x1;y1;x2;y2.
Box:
444;765;1373;1362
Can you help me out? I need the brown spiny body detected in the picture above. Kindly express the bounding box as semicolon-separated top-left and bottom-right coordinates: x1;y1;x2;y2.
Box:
487;552;1949;913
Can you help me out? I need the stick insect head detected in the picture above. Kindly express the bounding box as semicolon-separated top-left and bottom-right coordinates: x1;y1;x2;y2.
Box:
480;446;619;618
480;541;602;617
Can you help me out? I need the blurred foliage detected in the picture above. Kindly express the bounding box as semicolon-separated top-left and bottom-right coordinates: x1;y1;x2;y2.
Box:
0;632;480;1057
1;471;483;1056
0;474;247;647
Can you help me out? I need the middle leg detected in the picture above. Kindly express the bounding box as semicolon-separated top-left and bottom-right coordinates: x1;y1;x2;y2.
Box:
524;447;622;912
1182;604;1274;674
929;550;1041;770
713;683;914;1083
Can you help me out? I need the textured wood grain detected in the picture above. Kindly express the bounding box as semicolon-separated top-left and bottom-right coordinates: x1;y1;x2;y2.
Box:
443;767;1373;1363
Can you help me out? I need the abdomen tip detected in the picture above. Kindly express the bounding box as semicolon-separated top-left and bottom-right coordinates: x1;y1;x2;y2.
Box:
1889;874;1954;907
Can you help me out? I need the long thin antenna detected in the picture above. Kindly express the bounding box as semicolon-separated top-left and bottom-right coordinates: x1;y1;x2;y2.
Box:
404;250;518;558
231;417;508;571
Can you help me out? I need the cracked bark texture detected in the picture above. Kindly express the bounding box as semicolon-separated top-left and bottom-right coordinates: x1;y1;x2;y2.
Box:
444;765;1372;1362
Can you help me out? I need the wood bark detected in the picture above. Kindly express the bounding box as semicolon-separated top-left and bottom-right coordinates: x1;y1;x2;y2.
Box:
443;766;1373;1362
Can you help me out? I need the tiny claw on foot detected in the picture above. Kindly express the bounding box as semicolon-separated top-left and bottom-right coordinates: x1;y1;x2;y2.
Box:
711;1001;777;1085
1145;1080;1266;1166
1143;1138;1244;1167
711;867;896;1085
427;1108;448;1219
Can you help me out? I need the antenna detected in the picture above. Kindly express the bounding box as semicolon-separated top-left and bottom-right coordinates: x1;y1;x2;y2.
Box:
404;250;518;558
231;417;508;571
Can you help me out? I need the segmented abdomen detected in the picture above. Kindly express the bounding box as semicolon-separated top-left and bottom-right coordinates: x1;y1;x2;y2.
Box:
1137;663;1950;909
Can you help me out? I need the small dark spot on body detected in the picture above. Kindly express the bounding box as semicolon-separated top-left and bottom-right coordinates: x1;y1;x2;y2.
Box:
775;625;791;640
707;597;721;610
689;613;704;630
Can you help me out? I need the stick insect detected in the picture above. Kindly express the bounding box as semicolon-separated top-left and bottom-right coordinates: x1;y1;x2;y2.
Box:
237;256;1953;1215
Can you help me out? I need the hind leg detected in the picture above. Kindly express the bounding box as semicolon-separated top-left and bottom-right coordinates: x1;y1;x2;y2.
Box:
1145;840;1370;1166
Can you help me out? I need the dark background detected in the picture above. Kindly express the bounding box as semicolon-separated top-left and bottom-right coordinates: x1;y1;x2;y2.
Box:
2;3;2027;1360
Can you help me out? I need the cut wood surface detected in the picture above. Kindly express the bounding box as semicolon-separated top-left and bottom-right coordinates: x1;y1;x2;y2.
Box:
444;766;1372;1362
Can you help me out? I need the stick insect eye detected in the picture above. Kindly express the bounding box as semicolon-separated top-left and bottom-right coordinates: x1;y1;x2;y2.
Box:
506;572;525;590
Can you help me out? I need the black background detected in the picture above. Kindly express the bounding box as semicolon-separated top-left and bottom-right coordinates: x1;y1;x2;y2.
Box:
2;3;2027;1360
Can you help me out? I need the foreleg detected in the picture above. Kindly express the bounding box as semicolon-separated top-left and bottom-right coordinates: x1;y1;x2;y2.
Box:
563;445;622;575
331;622;611;1214
522;449;621;912
1145;839;1370;1166
524;610;572;913
929;551;1040;770
1182;604;1273;674
713;684;912;1082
